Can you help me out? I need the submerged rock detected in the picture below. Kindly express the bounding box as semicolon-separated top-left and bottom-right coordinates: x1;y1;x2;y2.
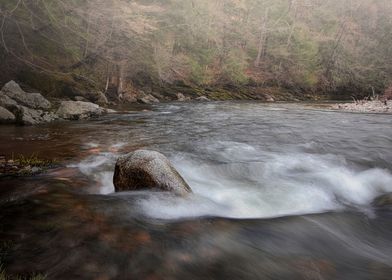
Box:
0;106;15;123
113;150;192;196
56;101;106;120
1;80;51;110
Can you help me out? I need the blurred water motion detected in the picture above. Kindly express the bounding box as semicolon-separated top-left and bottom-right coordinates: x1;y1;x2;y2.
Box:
1;102;392;279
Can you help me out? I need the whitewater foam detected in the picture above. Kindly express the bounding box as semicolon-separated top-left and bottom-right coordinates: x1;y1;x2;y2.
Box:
136;146;392;219
71;141;392;219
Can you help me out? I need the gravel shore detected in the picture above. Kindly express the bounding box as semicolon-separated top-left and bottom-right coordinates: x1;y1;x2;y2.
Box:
332;100;392;113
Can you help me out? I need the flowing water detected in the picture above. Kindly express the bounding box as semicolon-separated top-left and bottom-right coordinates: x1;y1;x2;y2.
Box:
0;102;392;279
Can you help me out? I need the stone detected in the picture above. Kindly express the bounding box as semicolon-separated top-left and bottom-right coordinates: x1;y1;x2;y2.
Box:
1;81;51;110
176;93;191;102
41;111;59;123
0;94;18;109
265;95;275;102
74;96;88;102
113;150;192;196
195;96;210;102
13;105;46;125
332;100;392;113
0;106;15;124
56;101;106;120
195;95;210;102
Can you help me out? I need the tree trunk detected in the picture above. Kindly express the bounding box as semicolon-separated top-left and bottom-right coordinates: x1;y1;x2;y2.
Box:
116;62;125;98
104;63;111;93
254;9;269;68
83;10;92;58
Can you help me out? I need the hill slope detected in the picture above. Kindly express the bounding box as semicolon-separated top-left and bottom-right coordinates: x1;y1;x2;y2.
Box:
1;0;391;102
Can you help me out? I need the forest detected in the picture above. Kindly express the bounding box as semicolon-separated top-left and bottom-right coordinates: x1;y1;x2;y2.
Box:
1;0;392;102
1;1;392;279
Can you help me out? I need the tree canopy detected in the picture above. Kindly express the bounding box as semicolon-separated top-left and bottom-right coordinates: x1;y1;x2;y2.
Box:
1;0;391;98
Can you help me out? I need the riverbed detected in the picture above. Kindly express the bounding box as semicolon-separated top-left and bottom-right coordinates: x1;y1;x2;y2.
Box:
1;102;392;279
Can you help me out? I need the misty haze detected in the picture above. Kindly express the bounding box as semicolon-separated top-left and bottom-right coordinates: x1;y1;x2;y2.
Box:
0;1;392;279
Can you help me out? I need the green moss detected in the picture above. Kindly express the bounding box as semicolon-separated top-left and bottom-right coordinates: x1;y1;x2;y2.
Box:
14;154;58;168
0;154;59;177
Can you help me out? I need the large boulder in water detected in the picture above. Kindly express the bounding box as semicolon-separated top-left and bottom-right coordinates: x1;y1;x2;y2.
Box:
56;101;106;120
13;105;57;125
1;80;51;110
113;150;192;196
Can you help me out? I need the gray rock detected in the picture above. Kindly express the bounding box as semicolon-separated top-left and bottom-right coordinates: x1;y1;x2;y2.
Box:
195;96;210;102
41;111;59;123
0;106;15;123
1;81;51;110
74;96;88;102
264;94;275;102
0;94;18;109
176;93;191;102
113;150;192;196
12;105;50;125
56;101;106;120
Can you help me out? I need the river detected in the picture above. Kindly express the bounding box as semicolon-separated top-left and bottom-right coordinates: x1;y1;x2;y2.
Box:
0;102;392;279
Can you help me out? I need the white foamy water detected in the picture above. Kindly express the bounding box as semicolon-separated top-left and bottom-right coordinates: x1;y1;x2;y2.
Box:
72;140;392;220
134;143;392;219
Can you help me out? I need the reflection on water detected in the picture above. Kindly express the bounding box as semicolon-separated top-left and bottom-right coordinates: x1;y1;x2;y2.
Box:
0;102;392;279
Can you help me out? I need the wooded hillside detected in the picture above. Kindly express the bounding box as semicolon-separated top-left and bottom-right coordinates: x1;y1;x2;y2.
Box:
1;0;391;101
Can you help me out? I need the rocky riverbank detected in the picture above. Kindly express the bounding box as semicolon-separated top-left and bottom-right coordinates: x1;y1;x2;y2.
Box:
332;100;392;113
0;81;110;125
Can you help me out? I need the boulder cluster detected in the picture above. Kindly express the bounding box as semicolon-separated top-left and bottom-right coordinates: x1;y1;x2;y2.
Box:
121;90;210;104
0;81;109;125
